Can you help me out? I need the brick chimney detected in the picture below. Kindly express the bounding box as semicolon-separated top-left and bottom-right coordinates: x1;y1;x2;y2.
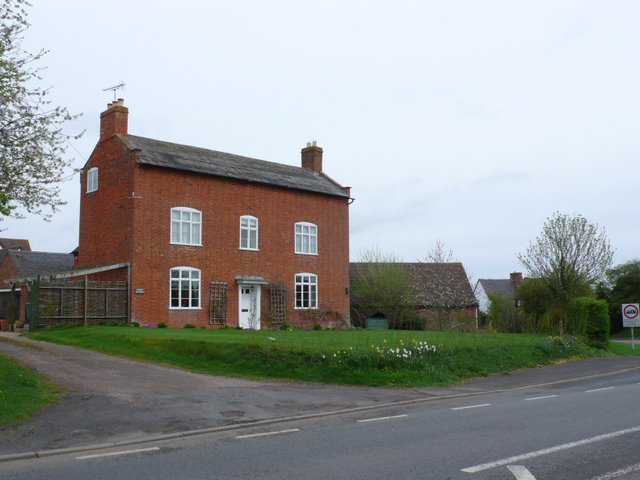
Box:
510;272;523;285
99;98;128;142
301;141;323;172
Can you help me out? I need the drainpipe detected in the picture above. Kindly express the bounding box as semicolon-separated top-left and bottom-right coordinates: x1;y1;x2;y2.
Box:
127;264;131;325
84;275;88;326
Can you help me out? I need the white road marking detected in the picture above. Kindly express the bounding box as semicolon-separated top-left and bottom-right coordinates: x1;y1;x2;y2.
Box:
76;447;160;460
235;428;300;439
451;404;491;411
461;425;640;473
356;414;408;423
524;395;558;401
591;462;640;480
508;465;537;479
586;387;614;393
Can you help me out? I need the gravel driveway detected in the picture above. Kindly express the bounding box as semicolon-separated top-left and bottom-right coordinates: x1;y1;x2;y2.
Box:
0;333;432;454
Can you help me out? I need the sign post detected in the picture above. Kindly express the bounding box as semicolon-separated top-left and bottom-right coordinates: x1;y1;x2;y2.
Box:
622;303;640;351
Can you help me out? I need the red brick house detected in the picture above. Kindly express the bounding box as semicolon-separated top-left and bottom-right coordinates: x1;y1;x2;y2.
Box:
76;99;352;329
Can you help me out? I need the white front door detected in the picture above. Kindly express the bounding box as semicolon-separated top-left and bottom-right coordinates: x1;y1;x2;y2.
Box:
238;285;261;329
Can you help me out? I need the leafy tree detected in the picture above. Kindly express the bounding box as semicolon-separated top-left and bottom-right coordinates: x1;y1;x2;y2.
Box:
487;293;520;332
0;191;12;216
350;247;413;329
518;212;613;333
0;0;81;220
516;277;554;332
423;240;468;330
600;260;640;333
569;297;610;349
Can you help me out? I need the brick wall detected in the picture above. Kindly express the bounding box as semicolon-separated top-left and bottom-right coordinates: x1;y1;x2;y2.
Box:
77;137;136;269
125;165;350;327
0;255;25;324
418;306;478;331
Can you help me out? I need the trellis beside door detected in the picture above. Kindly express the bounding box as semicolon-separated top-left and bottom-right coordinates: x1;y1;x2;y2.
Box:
209;281;228;325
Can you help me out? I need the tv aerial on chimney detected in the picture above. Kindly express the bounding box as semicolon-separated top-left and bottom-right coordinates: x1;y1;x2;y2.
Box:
102;82;126;101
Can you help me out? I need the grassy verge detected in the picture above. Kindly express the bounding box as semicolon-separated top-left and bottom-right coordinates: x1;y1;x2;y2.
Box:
27;326;602;387
607;340;640;356
611;329;640;340
0;350;63;426
608;329;640;356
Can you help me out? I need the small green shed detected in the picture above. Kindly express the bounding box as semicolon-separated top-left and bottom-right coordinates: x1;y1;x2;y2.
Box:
365;313;388;330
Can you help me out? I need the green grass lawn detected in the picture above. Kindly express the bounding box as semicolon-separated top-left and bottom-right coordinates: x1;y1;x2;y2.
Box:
27;326;604;387
611;328;640;340
0;349;63;426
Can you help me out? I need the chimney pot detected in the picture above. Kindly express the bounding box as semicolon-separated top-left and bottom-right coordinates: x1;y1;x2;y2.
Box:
99;98;129;142
301;142;323;173
510;272;523;285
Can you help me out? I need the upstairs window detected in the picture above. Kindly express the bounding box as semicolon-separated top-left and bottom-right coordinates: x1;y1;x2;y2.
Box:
295;273;318;309
240;215;259;250
171;207;202;245
87;167;99;193
170;267;200;309
295;222;317;255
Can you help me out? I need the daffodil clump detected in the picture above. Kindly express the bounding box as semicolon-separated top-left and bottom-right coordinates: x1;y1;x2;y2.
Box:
541;335;580;352
326;338;441;371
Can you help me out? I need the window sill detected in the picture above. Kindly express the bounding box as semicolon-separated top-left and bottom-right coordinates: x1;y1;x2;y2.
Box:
170;242;203;247
294;252;318;256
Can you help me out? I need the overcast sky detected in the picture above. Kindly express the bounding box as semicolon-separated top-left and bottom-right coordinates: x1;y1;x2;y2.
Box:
2;0;638;281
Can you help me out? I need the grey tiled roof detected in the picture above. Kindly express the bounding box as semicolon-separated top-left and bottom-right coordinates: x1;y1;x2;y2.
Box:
7;251;75;278
403;263;478;307
350;262;478;308
119;135;349;198
477;279;517;297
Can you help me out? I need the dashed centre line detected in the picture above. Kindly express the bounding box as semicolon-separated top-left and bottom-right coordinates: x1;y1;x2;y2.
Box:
235;429;300;439
451;403;491;411
76;447;160;460
524;395;558;401
357;414;408;423
585;387;615;393
590;462;640;480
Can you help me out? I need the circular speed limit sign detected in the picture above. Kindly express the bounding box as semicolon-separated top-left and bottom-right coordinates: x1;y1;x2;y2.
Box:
622;303;640;327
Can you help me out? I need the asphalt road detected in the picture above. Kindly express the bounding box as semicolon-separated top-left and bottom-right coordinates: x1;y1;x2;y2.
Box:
1;332;640;475
2;366;640;479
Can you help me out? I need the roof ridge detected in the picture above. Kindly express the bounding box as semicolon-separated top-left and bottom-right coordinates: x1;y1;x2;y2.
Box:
118;134;349;198
123;134;277;165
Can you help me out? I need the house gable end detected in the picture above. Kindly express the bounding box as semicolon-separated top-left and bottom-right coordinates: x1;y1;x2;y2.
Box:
0;238;31;251
477;279;517;298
